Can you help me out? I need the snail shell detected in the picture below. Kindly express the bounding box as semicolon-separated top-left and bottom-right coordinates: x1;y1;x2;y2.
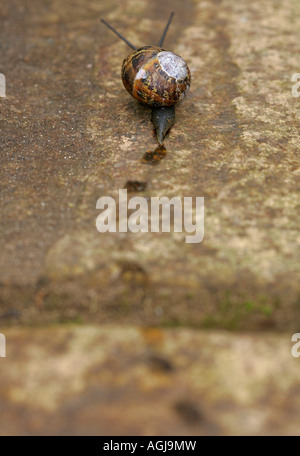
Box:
122;46;191;107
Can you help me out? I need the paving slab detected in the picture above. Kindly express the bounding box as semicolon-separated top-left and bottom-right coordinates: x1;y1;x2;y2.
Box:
0;326;299;436
0;0;299;328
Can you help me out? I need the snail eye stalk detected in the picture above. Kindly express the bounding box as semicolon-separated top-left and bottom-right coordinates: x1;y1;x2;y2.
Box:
158;12;175;47
101;19;137;50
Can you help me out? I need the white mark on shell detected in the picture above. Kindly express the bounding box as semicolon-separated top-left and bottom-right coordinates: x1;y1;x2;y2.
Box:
135;68;147;80
157;52;188;80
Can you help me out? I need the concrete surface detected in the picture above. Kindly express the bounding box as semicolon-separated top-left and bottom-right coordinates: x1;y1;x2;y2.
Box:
0;0;299;436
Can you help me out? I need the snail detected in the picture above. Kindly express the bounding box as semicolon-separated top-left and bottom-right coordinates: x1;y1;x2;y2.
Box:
101;13;191;145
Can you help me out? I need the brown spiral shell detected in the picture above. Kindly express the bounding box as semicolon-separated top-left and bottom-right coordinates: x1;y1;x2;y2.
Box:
121;46;191;107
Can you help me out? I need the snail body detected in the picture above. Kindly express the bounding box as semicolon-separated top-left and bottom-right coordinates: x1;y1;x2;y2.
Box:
122;46;191;107
101;13;191;144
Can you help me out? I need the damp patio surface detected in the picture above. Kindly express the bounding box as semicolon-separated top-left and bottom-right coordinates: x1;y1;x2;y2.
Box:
0;0;300;436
